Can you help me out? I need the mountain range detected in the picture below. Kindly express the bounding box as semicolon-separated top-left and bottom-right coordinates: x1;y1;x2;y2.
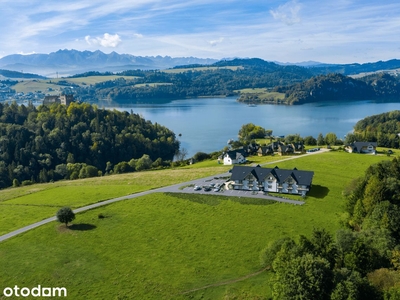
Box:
1;49;400;78
0;49;219;77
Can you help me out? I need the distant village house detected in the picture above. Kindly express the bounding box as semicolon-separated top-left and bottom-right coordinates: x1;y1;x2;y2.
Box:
345;142;377;154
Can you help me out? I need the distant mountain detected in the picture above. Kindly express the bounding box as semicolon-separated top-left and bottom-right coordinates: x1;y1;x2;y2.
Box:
0;49;219;77
0;69;46;79
308;59;400;75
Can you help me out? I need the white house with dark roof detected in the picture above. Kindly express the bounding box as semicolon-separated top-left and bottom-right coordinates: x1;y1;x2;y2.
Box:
229;165;314;196
345;142;377;154
219;149;247;165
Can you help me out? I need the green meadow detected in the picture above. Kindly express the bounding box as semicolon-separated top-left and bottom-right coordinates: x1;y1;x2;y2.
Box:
12;75;139;93
0;151;394;299
236;88;286;102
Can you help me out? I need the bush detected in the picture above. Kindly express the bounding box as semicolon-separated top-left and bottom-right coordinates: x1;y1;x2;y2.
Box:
193;152;211;162
21;180;34;186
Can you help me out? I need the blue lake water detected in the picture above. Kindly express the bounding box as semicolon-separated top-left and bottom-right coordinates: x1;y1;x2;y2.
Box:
101;97;400;157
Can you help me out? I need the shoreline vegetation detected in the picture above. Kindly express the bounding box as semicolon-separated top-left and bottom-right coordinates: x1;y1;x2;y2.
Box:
4;58;400;106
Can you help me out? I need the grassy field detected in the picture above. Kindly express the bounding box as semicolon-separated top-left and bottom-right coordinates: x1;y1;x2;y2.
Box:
0;166;231;235
133;82;173;88
163;66;242;73
12;75;139;93
0;151;394;299
236;88;286;103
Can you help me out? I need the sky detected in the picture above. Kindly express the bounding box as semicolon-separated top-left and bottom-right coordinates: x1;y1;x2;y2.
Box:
1;0;400;64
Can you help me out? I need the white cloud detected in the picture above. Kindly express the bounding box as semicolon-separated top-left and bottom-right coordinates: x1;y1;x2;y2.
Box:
18;51;37;55
270;0;302;26
208;37;224;47
133;33;144;38
85;33;122;48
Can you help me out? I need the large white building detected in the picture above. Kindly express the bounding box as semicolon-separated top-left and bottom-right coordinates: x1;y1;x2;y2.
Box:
229;165;314;196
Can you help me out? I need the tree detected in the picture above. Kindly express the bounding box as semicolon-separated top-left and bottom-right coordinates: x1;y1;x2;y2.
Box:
272;253;333;300
317;133;325;146
174;148;188;162
56;207;75;227
238;123;266;142
325;132;338;146
304;135;317;146
136;154;153;171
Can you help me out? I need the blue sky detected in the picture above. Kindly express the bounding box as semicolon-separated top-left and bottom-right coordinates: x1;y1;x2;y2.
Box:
1;0;400;63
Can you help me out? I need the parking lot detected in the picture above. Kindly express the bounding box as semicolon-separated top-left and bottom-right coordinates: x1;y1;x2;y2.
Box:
161;172;305;205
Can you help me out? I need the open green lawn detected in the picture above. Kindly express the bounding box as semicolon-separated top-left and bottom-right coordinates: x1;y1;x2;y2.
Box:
0;167;227;235
235;88;286;101
12;80;61;94
12;75;139;93
0;151;395;299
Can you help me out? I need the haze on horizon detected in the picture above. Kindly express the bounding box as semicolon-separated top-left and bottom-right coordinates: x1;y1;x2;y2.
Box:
1;0;400;64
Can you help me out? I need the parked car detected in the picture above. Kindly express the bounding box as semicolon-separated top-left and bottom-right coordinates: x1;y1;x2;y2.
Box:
193;185;202;191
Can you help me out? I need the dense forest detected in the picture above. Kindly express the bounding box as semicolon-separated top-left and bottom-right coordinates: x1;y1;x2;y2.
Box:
262;158;400;299
67;59;314;103
273;73;400;105
0;102;179;189
344;110;400;148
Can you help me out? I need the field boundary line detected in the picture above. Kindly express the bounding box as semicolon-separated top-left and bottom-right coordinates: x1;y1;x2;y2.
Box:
180;266;270;295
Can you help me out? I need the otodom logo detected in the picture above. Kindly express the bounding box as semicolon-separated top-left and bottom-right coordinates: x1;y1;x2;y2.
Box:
3;285;67;297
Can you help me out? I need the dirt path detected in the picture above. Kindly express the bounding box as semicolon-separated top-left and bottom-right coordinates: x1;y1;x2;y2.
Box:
180;266;270;295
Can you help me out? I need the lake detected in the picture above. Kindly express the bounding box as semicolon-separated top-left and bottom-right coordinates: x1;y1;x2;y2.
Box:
101;97;400;157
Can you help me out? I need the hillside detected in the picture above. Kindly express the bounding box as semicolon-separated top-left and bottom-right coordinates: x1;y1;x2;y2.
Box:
348;110;400;148
255;73;400;105
309;59;400;75
0;69;46;79
64;58;313;103
0;102;179;189
0;151;398;299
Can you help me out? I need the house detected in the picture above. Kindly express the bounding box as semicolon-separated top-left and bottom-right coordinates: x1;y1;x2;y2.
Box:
269;141;283;151
219;149;247;165
291;142;305;153
277;144;294;156
345;142;377;154
229;165;314;196
43;94;74;106
257;145;274;156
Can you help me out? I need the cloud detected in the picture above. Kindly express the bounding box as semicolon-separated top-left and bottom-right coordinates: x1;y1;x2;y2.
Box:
270;0;302;25
209;37;224;47
85;33;122;47
18;51;37;55
133;33;144;38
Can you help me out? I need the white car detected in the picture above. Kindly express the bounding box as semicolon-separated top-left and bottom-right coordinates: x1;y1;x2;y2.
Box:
193;185;201;191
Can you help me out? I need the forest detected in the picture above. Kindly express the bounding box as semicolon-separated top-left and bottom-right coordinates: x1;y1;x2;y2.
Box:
344;110;400;148
272;73;400;105
63;60;400;105
67;59;314;103
262;158;400;299
0;102;180;189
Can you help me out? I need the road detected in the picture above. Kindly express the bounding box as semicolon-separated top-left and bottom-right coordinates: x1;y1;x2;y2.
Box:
0;149;328;243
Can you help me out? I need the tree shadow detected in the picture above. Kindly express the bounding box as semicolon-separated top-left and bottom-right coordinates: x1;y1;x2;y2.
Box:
308;185;330;199
68;223;97;231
